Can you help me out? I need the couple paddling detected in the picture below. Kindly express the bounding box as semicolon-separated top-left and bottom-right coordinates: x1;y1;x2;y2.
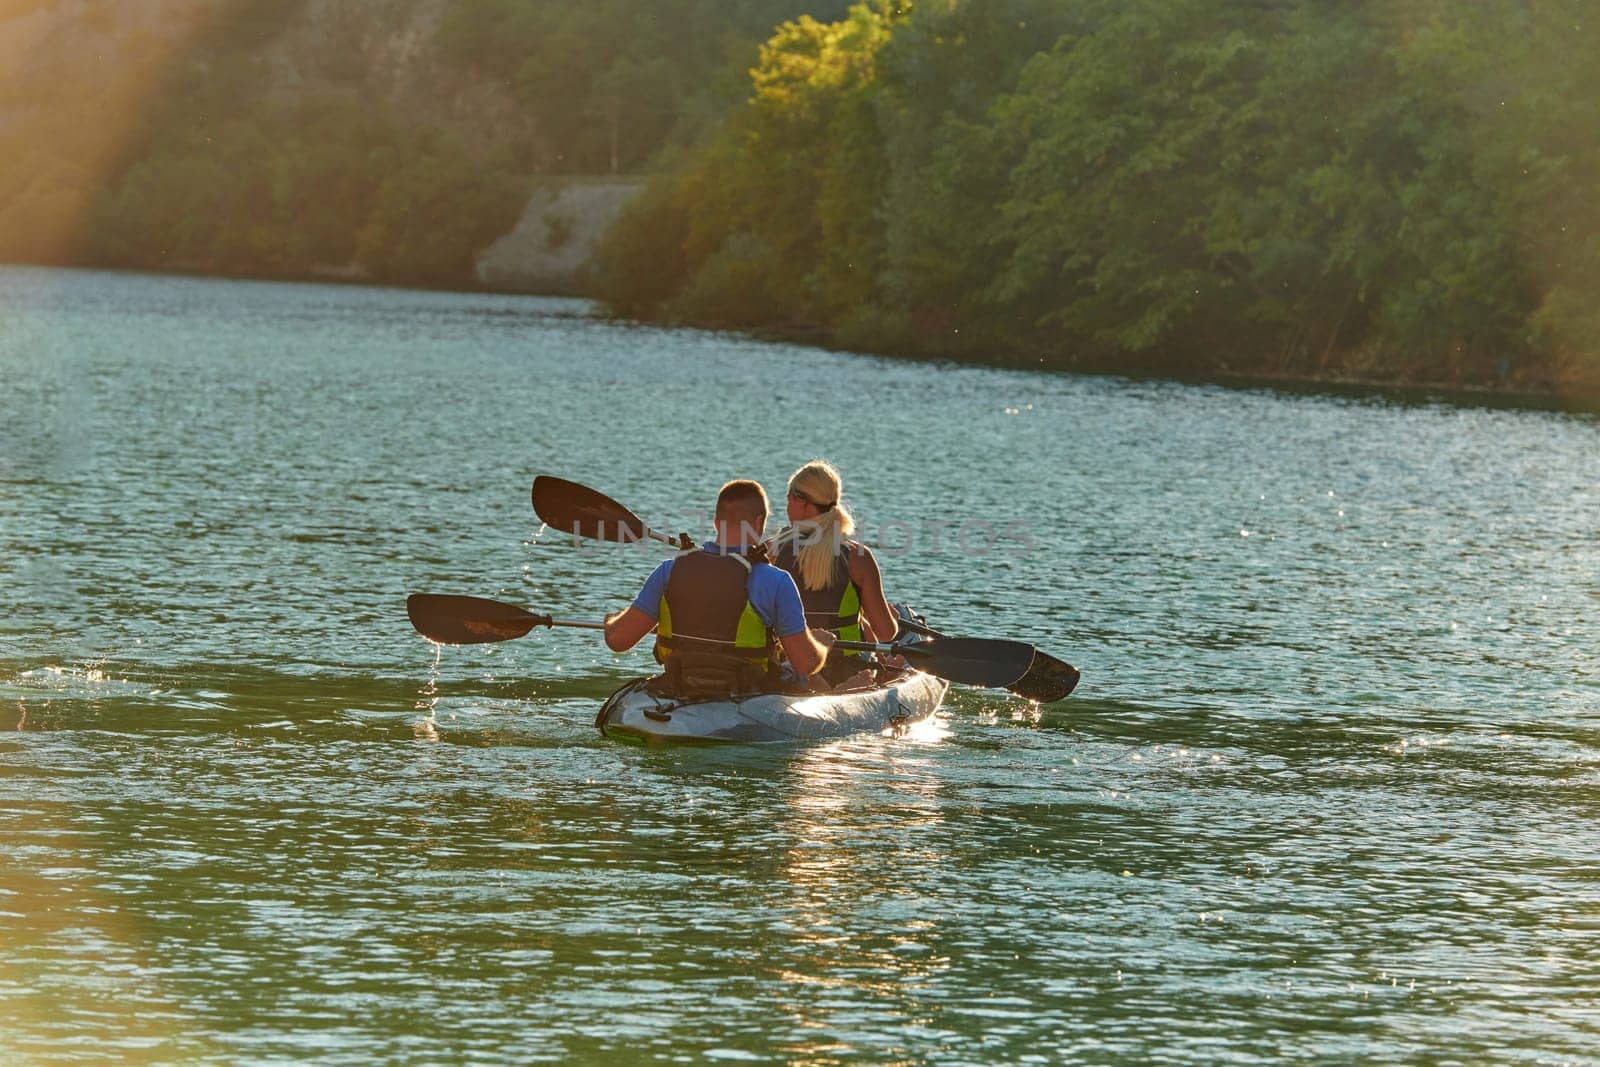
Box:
603;460;898;698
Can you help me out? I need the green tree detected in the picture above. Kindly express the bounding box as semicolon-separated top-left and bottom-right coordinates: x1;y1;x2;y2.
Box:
596;3;900;327
356;138;526;283
599;0;1600;389
435;0;853;173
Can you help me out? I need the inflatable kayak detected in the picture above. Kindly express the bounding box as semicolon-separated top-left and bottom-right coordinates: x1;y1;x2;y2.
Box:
596;668;949;744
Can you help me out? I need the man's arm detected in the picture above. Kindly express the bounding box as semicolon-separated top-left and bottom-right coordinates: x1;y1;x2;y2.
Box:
604;606;658;652
780;627;833;677
606;560;672;652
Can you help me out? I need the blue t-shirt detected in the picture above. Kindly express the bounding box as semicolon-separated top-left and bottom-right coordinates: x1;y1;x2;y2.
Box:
630;543;808;638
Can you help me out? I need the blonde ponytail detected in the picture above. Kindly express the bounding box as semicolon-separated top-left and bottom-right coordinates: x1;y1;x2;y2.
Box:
784;460;855;592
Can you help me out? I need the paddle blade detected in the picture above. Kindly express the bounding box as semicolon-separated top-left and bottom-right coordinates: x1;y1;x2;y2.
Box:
532;476;649;543
407;594;548;645
889;610;1078;702
901;637;1037;689
1009;650;1081;703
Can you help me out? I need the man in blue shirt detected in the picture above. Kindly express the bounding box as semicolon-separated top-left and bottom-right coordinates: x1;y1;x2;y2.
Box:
604;480;832;691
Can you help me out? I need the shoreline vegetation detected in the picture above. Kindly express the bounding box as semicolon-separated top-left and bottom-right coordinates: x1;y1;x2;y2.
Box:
592;1;1600;403
20;259;1596;416
2;0;1598;404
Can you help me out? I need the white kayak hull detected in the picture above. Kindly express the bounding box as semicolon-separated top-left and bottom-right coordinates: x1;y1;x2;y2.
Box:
596;670;949;744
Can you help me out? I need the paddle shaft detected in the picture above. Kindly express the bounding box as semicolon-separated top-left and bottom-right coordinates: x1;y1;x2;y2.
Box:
617;527;682;548
895;616;942;640
543;516;682;549
833;639;915;656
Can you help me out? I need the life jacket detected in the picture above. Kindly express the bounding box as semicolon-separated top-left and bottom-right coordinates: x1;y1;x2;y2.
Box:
770;536;863;646
652;547;778;697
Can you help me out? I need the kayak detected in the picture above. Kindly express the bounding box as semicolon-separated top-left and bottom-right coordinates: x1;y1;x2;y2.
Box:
595;668;949;744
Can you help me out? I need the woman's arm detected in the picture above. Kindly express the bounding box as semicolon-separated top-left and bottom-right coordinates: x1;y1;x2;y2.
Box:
850;544;898;643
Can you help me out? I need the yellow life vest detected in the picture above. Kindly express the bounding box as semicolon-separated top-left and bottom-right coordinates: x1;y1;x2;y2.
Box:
652;548;777;695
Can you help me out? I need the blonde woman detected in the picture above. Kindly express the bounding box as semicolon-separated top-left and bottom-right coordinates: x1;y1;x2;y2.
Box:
768;460;898;686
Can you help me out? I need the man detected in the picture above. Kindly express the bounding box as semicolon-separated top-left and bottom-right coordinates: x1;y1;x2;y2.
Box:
604;479;833;696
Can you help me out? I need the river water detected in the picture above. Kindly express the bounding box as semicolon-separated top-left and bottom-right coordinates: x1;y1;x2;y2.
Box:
2;266;1597;1064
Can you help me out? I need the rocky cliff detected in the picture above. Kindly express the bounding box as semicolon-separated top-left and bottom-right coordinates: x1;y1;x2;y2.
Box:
475;179;644;294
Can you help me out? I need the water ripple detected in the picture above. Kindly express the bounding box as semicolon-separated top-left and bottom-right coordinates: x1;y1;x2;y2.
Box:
2;267;1597;1063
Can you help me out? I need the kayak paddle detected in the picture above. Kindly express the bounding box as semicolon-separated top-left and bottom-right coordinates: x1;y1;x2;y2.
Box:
407;593;603;645
408;593;1034;691
1003;654;1081;703
532;475;690;548
830;637;1036;689
897;614;1079;702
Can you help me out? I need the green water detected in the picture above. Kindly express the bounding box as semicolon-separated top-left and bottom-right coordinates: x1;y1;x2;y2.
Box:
2;266;1597;1064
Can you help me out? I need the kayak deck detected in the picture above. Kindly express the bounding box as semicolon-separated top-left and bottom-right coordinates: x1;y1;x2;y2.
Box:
596;669;949;744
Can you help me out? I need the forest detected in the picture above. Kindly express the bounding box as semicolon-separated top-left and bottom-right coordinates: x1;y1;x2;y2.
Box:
597;0;1600;392
0;0;845;284
2;0;1597;392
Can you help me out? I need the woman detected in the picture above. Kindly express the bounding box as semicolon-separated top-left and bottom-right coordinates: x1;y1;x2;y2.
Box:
767;460;898;687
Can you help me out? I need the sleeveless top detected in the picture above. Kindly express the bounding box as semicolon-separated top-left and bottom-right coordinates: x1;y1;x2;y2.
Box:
769;537;863;647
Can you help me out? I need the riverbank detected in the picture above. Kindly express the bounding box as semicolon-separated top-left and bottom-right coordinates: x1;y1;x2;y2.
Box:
732;320;1600;414
8;259;1595;413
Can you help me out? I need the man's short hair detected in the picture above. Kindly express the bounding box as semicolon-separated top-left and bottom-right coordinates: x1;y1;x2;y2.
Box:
715;479;769;520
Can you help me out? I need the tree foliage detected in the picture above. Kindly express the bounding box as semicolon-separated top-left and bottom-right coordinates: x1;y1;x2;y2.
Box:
596;3;901;329
598;0;1600;391
434;0;850;173
84;94;525;286
7;0;842;286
